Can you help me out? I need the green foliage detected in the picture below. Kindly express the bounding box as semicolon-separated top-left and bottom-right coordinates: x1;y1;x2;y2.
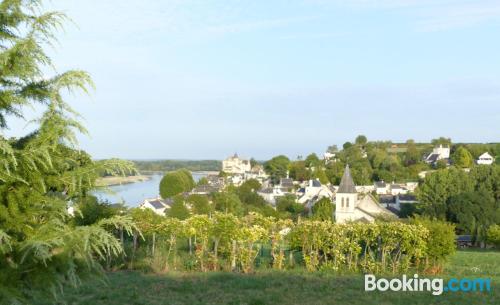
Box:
289;221;431;273
486;224;500;248
304;153;321;168
264;155;290;183
73;196;121;226
417;168;473;219
410;217;456;267
159;169;194;198
327;144;338;153
187;194;213;215
312;168;329;184
312;197;333;221
40;250;500;305
447;191;499;242
167;196;191;220
288;160;310;181
417;165;500;242
235;179;266;209
343;142;353;150
197;177;209;186
276;194;303;219
0;1;137;303
451;146;473;168
213;192;244;216
431;137;452;146
133;160;221;172
355;135;367;146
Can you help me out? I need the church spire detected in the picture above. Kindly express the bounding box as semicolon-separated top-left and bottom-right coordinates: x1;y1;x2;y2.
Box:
338;164;356;193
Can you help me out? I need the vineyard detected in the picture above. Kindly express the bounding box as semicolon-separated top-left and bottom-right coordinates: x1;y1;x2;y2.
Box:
114;210;456;275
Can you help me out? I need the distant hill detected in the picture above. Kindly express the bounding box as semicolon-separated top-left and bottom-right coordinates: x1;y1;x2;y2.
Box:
133;159;221;173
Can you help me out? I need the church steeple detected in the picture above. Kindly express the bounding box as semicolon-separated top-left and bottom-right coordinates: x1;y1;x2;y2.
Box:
338;164;356;193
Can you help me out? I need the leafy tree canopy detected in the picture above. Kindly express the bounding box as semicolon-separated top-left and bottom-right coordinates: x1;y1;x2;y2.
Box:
0;1;137;302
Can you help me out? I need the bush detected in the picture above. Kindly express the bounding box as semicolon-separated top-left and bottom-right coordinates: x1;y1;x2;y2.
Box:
487;224;500;248
411;217;456;267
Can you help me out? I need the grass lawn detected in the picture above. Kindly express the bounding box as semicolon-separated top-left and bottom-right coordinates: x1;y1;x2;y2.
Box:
39;250;499;305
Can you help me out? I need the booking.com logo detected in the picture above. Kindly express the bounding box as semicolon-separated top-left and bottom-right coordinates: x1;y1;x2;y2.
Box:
365;274;492;295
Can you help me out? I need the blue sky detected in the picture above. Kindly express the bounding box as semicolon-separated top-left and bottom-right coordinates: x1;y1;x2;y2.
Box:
8;0;500;160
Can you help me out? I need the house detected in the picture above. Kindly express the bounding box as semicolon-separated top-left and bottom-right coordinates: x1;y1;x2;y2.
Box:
207;174;225;188
297;179;334;204
279;178;294;190
191;184;219;195
222;153;251;175
139;197;173;216
390;184;408;195
378;194;417;212
379;194;397;209
335;165;396;223
425;145;450;165
245;164;268;181
477;152;494;165
396;194;417;206
257;186;285;205
374;181;388;194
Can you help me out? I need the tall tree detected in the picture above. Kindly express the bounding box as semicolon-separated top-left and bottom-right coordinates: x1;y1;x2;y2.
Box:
264;155;290;184
355;135;368;146
451;146;473;168
0;1;136;303
417;168;474;219
159;169;194;198
447;191;500;243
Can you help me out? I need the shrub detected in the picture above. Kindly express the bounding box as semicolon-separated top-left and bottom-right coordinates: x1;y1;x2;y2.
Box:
487;224;500;248
411;217;456;268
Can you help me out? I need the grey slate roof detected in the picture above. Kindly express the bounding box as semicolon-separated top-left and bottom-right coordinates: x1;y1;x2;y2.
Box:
258;187;274;194
337;164;357;193
398;194;417;202
375;181;386;188
312;180;321;187
379;195;396;204
426;153;439;163
148;199;166;209
280;178;294;188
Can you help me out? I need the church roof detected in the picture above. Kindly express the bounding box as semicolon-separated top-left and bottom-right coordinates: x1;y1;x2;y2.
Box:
338;164;357;193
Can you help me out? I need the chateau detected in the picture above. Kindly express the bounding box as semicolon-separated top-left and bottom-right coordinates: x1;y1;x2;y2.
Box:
222;153;251;174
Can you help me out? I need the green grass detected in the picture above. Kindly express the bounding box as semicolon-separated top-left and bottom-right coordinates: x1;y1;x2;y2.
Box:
39;250;499;305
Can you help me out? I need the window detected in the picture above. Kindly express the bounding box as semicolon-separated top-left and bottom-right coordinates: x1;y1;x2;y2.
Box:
341;197;344;208
346;198;350;208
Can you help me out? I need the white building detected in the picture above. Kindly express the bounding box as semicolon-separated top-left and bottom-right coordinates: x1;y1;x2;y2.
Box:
222;153;251;175
335;165;395;223
257;186;286;205
244;164;268;182
139;197;173;216
477;152;494;165
425;145;450;165
374;181;388;195
297;180;334;204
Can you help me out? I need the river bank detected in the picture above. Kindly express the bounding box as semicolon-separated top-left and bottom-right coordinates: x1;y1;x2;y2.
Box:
96;175;151;187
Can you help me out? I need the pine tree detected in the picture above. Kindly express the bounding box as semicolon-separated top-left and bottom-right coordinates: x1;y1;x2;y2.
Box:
1;1;137;303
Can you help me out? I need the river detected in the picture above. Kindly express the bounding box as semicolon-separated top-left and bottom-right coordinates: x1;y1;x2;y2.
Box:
93;172;208;207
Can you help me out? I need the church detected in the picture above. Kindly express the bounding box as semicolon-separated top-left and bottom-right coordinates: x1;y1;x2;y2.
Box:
335;165;396;223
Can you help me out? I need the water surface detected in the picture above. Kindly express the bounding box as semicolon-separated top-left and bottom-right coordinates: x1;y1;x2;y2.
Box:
94;172;206;207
